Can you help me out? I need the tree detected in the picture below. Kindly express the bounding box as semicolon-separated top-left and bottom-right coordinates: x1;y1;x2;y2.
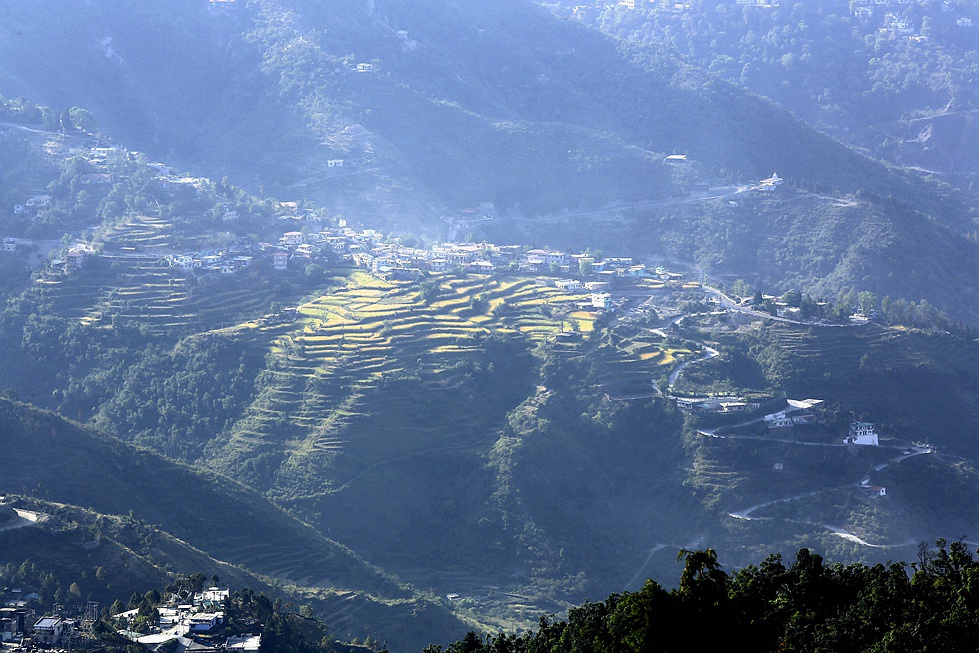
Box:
304;263;326;285
857;291;877;316
781;289;802;308
68;107;98;133
731;279;751;298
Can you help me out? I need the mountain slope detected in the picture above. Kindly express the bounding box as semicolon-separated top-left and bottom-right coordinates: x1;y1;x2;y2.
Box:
0;398;470;652
1;0;971;229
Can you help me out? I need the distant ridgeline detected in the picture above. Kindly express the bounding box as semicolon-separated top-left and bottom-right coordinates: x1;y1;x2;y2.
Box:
429;542;979;653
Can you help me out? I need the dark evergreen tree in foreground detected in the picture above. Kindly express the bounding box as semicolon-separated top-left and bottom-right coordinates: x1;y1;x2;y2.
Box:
428;540;979;653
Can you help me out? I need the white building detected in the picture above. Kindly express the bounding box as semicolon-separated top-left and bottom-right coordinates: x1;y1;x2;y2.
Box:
765;412;794;429
844;421;879;446
188;612;224;632
281;231;303;246
33;617;71;646
272;251;289;271
591;292;612;311
227;634;262;653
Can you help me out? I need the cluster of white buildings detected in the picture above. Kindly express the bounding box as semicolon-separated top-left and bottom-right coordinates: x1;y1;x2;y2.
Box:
676;396;762;413
1;606;79;648
333;229;678;287
115;587;262;653
11;194;53;217
168;249;256;276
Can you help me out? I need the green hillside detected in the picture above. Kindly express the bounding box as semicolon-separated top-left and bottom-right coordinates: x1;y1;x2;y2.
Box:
570;0;979;200
6;2;979;648
432;540;979;653
2;0;972;228
0;398;471;652
3;1;979;323
664;315;979;568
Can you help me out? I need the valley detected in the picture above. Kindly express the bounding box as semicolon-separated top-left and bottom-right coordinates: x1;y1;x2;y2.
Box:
5;154;979;643
2;1;979;651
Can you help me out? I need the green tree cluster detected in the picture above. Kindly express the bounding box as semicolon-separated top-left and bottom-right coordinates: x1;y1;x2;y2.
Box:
430;541;979;653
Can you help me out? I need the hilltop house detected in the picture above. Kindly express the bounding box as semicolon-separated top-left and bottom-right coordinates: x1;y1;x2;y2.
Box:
65;249;87;270
281;231;303;246
844;422;879;446
0;608;26;641
756;172;783;192
765;412;794;429
546;250;570;267
555;279;583;292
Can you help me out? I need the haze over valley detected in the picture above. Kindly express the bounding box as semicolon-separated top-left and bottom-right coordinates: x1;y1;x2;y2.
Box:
2;1;979;652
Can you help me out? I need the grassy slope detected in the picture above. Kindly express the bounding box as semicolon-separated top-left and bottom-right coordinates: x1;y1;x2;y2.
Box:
673;319;979;570
0;398;471;653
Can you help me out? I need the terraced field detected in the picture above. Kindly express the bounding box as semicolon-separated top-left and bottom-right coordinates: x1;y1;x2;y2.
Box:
99;214;180;251
206;273;689;497
34;212;310;333
210;274;594;474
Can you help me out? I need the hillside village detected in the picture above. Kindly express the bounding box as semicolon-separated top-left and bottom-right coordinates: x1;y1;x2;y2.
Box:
0;83;968;626
1;583;261;653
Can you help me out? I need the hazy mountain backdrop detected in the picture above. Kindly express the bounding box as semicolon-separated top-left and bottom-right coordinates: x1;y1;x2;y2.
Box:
3;1;979;651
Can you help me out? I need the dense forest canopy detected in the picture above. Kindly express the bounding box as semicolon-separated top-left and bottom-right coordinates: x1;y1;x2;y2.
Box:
433;541;979;653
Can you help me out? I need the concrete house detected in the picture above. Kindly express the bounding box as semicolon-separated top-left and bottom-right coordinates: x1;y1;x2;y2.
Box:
272;250;289;271
281;231;303;246
226;634;262;653
33;617;72;646
591;292;612;311
0;608;26;641
188;612;224;632
844;422;879;446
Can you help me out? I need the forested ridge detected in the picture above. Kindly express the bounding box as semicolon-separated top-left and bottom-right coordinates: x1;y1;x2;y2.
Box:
432;542;979;653
560;0;979;199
